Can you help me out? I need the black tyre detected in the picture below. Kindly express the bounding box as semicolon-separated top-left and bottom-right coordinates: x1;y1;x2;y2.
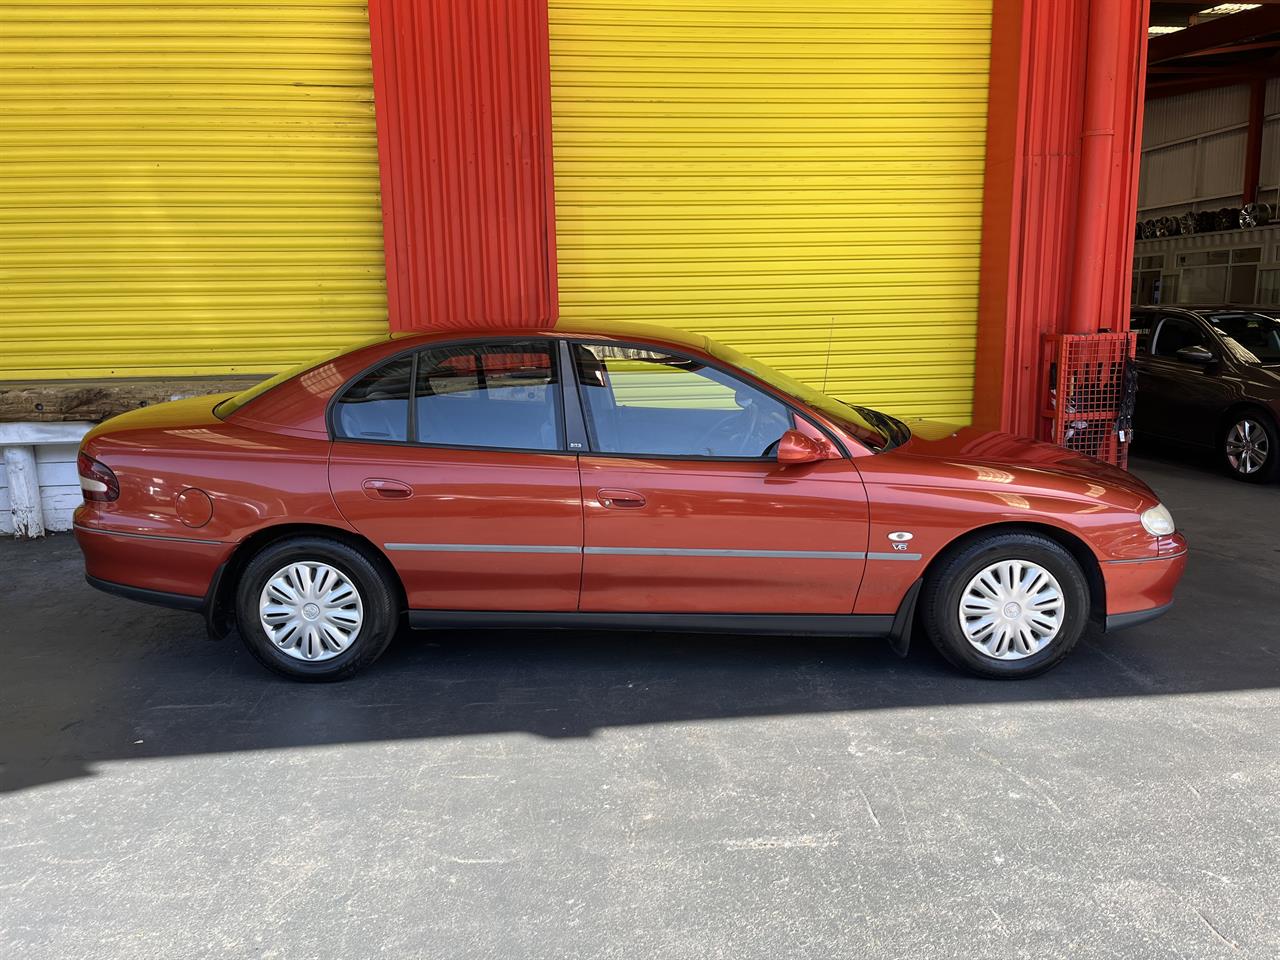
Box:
235;536;398;681
920;533;1091;679
1220;411;1278;484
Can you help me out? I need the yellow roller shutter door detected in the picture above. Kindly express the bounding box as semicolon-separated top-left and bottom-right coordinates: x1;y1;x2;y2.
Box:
548;0;992;423
0;1;386;380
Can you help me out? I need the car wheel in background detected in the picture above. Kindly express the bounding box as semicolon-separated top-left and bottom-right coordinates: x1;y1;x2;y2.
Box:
235;536;398;681
920;533;1091;679
1221;412;1278;484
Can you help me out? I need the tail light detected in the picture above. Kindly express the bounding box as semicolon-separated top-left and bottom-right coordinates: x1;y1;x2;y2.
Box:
77;452;120;502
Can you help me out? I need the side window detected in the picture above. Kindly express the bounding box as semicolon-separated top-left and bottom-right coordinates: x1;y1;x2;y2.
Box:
1151;317;1205;359
1130;313;1153;356
573;343;792;458
332;356;413;441
414;341;562;451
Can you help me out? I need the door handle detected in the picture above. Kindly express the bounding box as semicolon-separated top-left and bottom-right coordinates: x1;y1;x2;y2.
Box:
597;488;646;509
362;478;413;500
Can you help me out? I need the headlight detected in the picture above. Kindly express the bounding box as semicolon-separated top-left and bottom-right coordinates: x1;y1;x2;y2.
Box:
1140;503;1175;536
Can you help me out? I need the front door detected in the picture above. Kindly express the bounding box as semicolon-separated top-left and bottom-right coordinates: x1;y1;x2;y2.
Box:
1135;314;1229;445
567;341;869;614
328;339;583;611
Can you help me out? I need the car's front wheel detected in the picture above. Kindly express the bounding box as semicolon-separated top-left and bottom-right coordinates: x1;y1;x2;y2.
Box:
920;533;1091;679
1221;411;1277;483
235;536;398;681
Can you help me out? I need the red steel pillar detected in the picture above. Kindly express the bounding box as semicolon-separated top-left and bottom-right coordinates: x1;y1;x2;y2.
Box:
974;0;1150;436
368;0;558;331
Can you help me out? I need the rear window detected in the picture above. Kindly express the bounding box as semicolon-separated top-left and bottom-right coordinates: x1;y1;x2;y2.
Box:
414;341;562;450
328;339;564;451
332;356;414;441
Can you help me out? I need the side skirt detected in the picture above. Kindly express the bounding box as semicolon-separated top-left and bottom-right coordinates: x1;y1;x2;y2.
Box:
407;610;897;637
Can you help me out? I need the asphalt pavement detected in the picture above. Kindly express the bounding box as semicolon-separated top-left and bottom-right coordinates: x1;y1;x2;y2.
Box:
2;452;1277;959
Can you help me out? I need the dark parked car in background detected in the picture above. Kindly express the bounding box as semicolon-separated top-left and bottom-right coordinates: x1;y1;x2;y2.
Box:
1131;306;1280;482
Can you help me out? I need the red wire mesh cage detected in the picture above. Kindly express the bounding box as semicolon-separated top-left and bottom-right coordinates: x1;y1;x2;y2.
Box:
1042;333;1138;469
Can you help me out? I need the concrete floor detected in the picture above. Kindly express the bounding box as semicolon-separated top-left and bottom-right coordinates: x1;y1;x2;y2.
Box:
1;453;1278;959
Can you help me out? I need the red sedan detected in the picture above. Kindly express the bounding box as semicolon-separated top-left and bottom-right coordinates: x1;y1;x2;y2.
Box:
74;321;1186;681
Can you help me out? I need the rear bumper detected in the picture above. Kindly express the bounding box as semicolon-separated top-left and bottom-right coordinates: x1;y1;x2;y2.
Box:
1101;548;1187;632
86;574;207;613
74;520;229;607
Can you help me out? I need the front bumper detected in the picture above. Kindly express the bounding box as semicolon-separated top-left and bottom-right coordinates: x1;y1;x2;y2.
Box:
1105;601;1174;632
1100;542;1187;632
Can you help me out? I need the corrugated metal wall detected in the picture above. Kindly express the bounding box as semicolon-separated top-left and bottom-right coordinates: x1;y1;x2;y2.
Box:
547;0;993;423
367;0;558;332
1138;79;1280;219
0;1;387;381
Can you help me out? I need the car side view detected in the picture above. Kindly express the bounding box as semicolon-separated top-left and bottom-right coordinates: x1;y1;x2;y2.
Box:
74;321;1187;681
1131;305;1280;483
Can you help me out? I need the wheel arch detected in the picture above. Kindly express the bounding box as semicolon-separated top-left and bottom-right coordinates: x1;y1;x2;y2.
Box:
919;521;1106;625
1218;400;1277;438
207;522;407;641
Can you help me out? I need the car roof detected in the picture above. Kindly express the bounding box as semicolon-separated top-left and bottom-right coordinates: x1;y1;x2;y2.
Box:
387;318;710;353
1133;304;1278;316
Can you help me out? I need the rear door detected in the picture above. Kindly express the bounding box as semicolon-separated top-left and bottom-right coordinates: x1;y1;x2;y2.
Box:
567;340;869;614
328;338;583;611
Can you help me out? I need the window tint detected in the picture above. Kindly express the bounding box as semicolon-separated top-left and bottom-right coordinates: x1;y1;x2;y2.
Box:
1130;313;1154;355
1207;312;1280;362
1151;317;1205;358
333;356;413;441
573;343;792;458
414;341;562;451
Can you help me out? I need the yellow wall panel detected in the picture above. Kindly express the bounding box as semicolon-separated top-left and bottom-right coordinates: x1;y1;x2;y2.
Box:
548;0;992;423
0;1;387;380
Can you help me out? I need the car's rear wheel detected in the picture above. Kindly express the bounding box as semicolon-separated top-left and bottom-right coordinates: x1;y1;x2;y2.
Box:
920;533;1090;679
1221;411;1278;483
235;536;397;681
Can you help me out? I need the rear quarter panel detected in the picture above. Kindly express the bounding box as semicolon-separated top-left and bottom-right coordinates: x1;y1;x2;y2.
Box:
77;407;349;597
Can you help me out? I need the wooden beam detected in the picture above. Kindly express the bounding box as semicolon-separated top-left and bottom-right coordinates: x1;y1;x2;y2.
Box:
0;376;265;424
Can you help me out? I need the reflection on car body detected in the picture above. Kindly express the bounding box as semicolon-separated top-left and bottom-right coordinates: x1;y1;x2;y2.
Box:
75;319;1186;682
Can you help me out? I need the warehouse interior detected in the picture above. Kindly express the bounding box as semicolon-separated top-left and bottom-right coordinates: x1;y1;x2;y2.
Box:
1135;3;1280;305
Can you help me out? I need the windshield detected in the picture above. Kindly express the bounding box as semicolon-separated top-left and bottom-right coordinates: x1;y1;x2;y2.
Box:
704;339;902;450
213;334;390;419
1204;312;1280;364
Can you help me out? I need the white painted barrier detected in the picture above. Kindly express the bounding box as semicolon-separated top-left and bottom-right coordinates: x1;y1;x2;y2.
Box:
0;422;93;538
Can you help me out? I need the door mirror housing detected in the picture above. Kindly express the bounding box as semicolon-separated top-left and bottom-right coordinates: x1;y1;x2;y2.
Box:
1175;344;1215;365
776;430;826;465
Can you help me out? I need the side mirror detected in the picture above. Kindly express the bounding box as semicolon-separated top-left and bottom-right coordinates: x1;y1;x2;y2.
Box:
776;430;826;465
1175;344;1215;365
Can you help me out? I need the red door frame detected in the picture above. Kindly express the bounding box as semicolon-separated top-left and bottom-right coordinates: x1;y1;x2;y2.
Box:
974;0;1151;438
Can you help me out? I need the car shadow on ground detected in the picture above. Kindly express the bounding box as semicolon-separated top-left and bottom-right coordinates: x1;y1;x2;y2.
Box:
3;453;1277;794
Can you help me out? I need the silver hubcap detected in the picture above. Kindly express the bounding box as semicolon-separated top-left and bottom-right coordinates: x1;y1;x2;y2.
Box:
1225;419;1269;475
959;560;1065;660
258;561;363;662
